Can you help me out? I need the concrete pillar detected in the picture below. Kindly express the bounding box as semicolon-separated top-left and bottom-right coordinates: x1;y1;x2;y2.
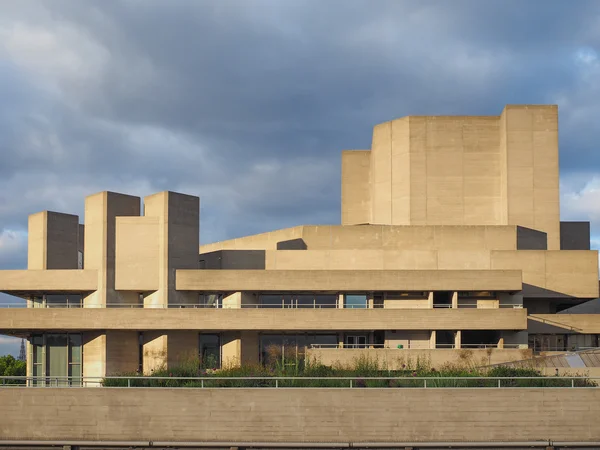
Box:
143;192;199;307
451;291;458;309
430;330;436;349
454;330;462;349
498;337;505;349
427;292;434;308
143;332;167;374
83;331;139;381
241;331;260;365
28;211;80;270
83;332;106;384
337;293;344;308
83;192;141;307
106;331;139;375
222;332;242;367
143;331;199;374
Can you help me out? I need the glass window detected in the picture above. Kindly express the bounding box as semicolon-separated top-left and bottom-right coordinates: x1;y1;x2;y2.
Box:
200;293;223;308
345;335;368;348
344;294;368;309
199;334;221;369
47;334;68;385
315;295;338;308
259;294;294;308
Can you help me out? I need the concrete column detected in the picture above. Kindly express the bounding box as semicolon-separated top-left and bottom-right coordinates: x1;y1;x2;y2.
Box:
430;330;436;349
498;337;505;349
83;332;106;383
427;292;434;308
451;291;458;309
106;331;139;375
222;332;242;367
454;330;462;349
83;192;141;307
143;332;167;374
28;211;80;270
143;192;199;307
240;331;260;365
337;293;344;308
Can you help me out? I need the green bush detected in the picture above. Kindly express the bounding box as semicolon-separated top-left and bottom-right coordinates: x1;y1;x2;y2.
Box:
101;354;597;388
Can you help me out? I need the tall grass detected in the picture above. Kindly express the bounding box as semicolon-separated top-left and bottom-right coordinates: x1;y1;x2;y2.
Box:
102;352;597;388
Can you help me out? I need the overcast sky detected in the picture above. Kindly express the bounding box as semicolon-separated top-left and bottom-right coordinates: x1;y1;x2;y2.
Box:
1;0;600;355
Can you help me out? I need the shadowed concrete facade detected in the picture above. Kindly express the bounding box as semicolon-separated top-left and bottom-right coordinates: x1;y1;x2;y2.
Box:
0;104;599;380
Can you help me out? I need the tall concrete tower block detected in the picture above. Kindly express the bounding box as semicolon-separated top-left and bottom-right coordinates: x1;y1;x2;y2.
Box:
143;191;200;307
27;211;80;270
341;105;560;249
83;191;141;307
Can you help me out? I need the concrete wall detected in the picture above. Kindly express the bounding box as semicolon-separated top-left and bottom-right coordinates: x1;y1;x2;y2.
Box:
502;105;560;249
0;270;97;293
2;388;598;443
307;348;533;368
341;150;371;225
0;308;528;332
83;192;141;307
115;217;160;291
28;211;79;270
177;269;522;292
385;330;431;349
144;191;199;307
201;224;519;252
561;221;591;250
529;314;600;334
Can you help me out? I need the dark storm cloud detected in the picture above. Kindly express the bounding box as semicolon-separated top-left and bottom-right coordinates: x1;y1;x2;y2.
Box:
1;0;600;256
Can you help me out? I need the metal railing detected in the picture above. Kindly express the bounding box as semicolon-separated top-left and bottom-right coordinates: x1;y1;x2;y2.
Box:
0;302;524;309
1;375;598;389
433;303;523;309
308;343;525;349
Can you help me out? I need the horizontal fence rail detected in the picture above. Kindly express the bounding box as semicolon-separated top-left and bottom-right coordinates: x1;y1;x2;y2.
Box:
0;302;524;309
1;375;598;389
309;343;526;349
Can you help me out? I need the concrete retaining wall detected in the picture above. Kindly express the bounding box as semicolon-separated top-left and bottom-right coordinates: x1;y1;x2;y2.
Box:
307;348;532;368
1;388;599;444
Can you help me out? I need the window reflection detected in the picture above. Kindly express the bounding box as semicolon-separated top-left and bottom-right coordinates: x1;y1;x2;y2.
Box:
344;294;368;309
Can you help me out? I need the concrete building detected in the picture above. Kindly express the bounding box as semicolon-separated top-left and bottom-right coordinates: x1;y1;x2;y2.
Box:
0;104;599;383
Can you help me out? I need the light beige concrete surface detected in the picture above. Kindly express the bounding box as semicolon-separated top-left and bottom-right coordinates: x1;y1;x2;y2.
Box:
529;314;600;334
341;150;371;225
307;348;532;368
491;250;599;298
0;270;98;293
83;192;141;307
28;211;79;270
202;224;520;252
502;105;560;249
106;331;139;375
176;269;523;292
115;217;160;291
143;192;200;307
83;332;106;380
0;308;528;331
1;388;599;443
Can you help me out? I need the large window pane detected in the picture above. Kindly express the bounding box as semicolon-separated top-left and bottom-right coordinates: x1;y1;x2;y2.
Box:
200;293;222;308
47;334;68;384
345;294;368;309
69;334;82;364
315;295;338;308
199;334;221;368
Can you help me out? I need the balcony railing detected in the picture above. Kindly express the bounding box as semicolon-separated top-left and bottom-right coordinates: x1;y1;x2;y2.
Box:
309;343;526;349
0;302;524;309
0;375;597;389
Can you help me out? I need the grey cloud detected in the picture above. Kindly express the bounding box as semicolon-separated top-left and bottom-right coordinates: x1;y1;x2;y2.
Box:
0;0;600;270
